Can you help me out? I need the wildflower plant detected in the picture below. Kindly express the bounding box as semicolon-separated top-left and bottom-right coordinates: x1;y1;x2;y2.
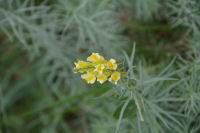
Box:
73;45;186;133
73;53;122;84
1;0;200;133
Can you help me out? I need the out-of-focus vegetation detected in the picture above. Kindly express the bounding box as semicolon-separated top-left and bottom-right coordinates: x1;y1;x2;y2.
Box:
0;0;200;133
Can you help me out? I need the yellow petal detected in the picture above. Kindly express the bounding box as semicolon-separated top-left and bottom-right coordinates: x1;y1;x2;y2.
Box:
95;64;105;74
107;59;117;70
75;60;87;69
109;71;120;84
87;53;105;62
81;72;96;84
87;53;100;62
97;74;107;84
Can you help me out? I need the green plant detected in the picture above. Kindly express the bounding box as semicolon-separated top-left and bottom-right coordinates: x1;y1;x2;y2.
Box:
1;0;200;133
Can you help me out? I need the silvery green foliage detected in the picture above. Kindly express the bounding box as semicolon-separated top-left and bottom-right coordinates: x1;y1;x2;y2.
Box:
1;0;200;133
133;0;161;20
117;0;161;20
89;45;200;133
166;0;200;36
0;0;125;94
177;52;200;114
118;46;200;133
0;1;126;132
55;0;125;56
113;45;183;133
174;51;200;133
89;45;186;133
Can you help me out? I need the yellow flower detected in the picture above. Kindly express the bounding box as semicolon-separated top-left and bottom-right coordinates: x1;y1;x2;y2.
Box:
81;72;96;84
97;74;108;84
109;71;120;84
74;53;123;84
87;53;105;62
107;59;117;70
74;60;87;69
73;60;90;73
94;64;105;74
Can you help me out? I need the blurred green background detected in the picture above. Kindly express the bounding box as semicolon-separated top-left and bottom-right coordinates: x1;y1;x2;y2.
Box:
0;0;200;133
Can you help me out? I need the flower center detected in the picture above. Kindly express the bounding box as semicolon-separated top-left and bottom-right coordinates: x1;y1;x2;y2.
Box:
107;61;113;69
85;75;93;81
78;60;84;65
112;74;118;81
91;54;98;60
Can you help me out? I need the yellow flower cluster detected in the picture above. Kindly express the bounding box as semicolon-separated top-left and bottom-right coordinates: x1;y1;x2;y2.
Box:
73;53;121;84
